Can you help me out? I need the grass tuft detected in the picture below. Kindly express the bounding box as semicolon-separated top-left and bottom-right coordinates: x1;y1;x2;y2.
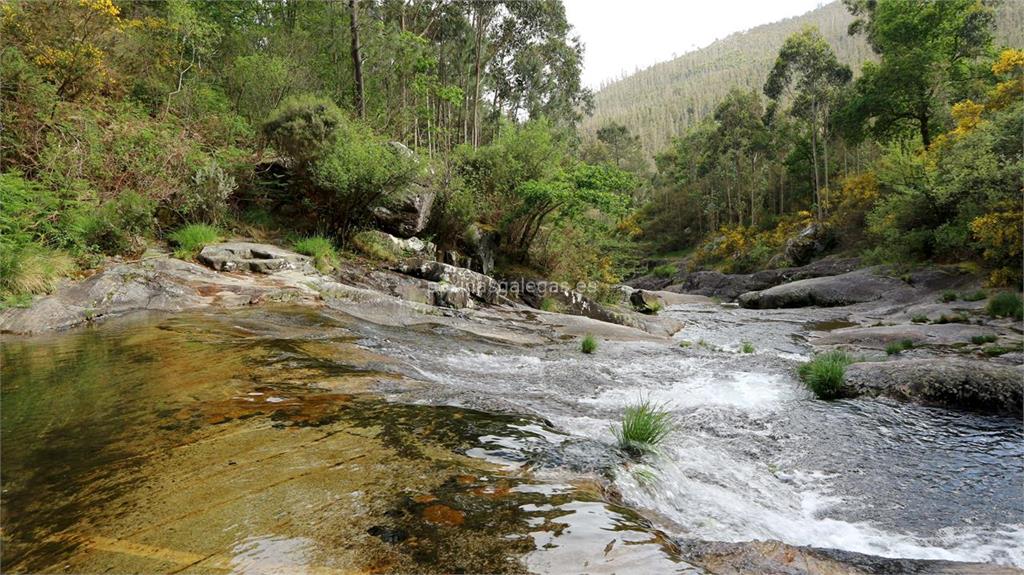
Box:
961;290;986;302
911;314;929;323
940;290;957;303
293;236;339;273
798;351;854;399
986;292;1023;320
580;334;598;354
168;224;221;260
740;341;755;354
970;334;997;345
613;397;676;458
539;297;561;312
0;245;75;303
651;263;677;279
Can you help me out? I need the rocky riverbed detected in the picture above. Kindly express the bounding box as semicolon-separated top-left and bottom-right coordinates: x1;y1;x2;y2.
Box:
1;242;1022;574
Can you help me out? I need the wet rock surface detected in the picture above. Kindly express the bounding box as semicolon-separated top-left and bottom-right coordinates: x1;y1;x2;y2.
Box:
843;359;1023;417
739;268;910;309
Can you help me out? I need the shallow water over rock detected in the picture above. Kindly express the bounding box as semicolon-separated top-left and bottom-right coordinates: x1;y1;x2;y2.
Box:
2;304;1022;573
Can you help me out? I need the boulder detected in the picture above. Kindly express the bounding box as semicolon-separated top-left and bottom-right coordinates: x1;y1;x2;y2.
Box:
431;284;471;309
370;142;436;238
630;289;663;313
738;269;907;309
393;258;500;304
357;230;436;260
784;223;835;266
198;242;314;274
842;358;1023;417
464;224;499;276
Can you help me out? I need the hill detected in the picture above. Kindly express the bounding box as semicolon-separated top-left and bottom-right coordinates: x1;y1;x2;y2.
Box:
582;1;1024;159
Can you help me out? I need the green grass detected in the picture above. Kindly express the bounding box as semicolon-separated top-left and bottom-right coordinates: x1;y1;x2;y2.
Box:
940;290;957;303
651;263;677;279
934;313;968;324
539;297;561;312
0;245;75;306
740;341;755;354
982;345;1016;357
646;301;663;314
798;351;854;400
581;334;598;354
886;339;915;355
292;236;339;273
351;230;402;262
911;314;929;323
961;290;986;302
986;292;1023;320
678;340;692;348
971;334;997;345
613;397;676;458
168;224;221;259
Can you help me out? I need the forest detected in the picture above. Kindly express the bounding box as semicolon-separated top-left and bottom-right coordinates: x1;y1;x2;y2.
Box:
1;0;1022;310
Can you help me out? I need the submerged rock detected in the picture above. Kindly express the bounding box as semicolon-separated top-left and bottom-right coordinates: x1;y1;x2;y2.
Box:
842;358;1023;417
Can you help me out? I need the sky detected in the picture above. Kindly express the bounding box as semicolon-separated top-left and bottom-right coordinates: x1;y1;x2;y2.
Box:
563;0;827;89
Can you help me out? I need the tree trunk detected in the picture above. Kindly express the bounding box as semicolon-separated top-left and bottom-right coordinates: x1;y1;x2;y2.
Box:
809;103;821;220
349;0;365;119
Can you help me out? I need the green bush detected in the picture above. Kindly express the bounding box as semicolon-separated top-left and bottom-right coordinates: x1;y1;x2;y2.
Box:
986;292;1023;320
613;397;676;458
581;334;598;354
168;224;221;260
293;236;339;273
539;297;561;312
798;351;854;399
174;160;238;225
80;192;156;256
651;263;677;278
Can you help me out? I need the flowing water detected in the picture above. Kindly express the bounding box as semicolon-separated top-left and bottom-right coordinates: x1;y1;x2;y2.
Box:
2;304;1022;573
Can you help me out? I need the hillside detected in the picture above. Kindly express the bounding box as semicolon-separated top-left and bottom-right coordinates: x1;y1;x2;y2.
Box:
582;1;1024;158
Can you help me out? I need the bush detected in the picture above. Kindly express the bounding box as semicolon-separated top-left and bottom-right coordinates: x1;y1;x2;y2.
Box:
168;224;221;260
613;397;676;458
798;351;854;399
174;160;237;225
940;290;957;303
539;297;561;312
580;334;598;354
986;292;1023;320
262;95;347;166
80;191;156;256
651;263;676;278
293;236;339;273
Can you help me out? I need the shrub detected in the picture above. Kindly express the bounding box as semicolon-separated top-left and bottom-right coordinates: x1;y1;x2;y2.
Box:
168;224;221;260
262;95;347;165
539;297;560;312
971;334;997;345
940;290;957;303
651;263;676;278
581;334;598;354
292;236;339;273
613;397;676;458
886;339;915;355
986;292;1023;320
740;341;755;354
798;351;854;400
175;160;237;225
80;191;156;255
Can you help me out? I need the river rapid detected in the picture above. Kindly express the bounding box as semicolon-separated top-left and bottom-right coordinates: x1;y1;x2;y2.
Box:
2;303;1021;573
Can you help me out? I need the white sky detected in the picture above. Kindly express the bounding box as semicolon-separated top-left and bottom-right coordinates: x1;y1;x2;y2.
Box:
563;0;827;89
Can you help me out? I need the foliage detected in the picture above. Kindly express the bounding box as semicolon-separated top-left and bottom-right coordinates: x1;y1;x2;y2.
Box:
167;224;221;260
798;351;854;399
293;236;340;273
351;231;402;263
986;292;1023;320
580;334;598;354
740;341;755;354
885;339;914;355
0;245;75;305
176;161;238;225
613;397;676;458
971;334;997;345
651;264;677;279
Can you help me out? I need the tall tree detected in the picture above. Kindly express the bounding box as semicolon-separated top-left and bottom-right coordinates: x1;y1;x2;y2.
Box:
349;0;365;118
841;0;997;147
764;27;851;218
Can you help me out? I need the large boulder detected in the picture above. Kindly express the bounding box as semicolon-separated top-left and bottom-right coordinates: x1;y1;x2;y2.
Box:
393;258;500;304
642;257;861;301
198;242;314;274
463;224;499;276
629;289;713;313
738;269;908;309
842;358;1023;417
784;223;836;266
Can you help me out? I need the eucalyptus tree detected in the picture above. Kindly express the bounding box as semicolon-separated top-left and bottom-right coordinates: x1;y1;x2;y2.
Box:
764;27;852;218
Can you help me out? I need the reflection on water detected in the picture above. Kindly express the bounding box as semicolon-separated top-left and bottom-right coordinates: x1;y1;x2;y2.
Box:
1;307;688;574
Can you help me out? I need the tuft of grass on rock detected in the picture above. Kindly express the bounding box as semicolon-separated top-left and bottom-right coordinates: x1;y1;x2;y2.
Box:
651;263;677;279
613;397;676;458
940;290;957;303
168;224;221;260
986;292;1023;320
581;334;598;354
970;334;997;345
0;245;75;305
798;351;854;400
911;314;929;323
961;290;986;302
982;345;1015;357
293;236;339;273
539;297;560;312
886;339;915;355
740;341;755;354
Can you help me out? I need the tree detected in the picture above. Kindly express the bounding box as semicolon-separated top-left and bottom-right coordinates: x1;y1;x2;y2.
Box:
349;0;365;118
765;27;851;218
841;0;997;147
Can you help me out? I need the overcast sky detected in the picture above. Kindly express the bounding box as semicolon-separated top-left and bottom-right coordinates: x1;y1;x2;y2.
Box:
563;0;827;89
